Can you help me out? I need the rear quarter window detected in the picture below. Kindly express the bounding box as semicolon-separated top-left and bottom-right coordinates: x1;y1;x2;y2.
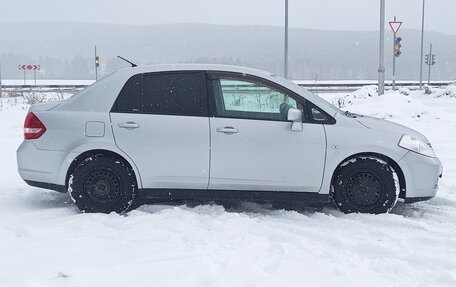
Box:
112;74;142;113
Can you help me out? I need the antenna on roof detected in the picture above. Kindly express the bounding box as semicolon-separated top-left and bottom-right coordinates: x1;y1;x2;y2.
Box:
117;56;138;67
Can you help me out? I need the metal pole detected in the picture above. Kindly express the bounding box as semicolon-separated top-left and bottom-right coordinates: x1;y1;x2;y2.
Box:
284;0;289;79
392;34;396;90
95;46;98;82
34;70;36;86
419;0;426;89
0;58;2;98
378;0;386;95
392;16;397;91
24;70;26;85
427;43;432;84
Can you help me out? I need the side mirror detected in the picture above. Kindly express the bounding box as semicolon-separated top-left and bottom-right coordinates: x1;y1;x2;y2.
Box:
287;108;303;132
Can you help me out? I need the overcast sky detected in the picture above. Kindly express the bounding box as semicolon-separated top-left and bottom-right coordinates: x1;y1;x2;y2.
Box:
2;0;455;35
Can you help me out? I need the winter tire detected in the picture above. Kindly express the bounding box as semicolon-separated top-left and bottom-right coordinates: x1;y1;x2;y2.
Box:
68;154;137;213
332;157;398;214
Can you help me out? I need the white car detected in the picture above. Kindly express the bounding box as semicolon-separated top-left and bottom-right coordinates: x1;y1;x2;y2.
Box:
17;65;443;214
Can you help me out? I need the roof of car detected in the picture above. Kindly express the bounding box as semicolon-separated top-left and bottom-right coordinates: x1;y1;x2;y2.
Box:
118;64;275;78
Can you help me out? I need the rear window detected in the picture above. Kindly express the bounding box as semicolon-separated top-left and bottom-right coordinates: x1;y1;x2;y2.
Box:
142;72;207;116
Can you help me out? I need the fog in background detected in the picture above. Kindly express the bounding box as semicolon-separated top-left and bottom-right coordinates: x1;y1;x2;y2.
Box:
1;0;455;80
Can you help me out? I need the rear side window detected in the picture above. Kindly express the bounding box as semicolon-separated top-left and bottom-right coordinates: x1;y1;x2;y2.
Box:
142;72;207;116
112;71;208;116
112;74;142;113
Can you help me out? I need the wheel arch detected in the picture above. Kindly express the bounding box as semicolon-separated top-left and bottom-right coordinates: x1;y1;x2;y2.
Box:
330;152;406;199
64;149;142;190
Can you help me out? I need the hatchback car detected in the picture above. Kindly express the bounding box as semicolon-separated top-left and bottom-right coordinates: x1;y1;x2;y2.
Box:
17;65;443;214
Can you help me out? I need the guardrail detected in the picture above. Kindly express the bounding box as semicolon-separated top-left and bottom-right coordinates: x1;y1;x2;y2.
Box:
0;81;452;94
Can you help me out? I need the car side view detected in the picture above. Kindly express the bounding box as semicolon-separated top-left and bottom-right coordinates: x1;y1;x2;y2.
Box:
17;65;443;214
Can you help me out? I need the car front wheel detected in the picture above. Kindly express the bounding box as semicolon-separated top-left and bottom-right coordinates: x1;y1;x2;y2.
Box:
332;157;399;214
68;154;137;213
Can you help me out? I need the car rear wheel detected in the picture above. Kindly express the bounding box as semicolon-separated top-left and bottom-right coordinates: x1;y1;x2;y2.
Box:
68;154;137;213
332;157;399;214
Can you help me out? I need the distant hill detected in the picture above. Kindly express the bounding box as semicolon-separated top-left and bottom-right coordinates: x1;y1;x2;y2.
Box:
0;22;455;80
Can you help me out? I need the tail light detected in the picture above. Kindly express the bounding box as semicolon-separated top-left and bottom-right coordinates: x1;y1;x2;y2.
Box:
24;112;47;139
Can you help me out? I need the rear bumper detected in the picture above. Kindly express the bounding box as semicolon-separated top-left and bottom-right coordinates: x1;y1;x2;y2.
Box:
398;151;443;202
17;140;66;186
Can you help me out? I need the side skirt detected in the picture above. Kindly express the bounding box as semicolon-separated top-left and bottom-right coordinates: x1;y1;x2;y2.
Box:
404;196;434;204
138;188;330;204
25;180;66;193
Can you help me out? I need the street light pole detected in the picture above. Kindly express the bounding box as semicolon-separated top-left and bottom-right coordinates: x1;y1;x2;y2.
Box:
419;0;426;89
378;0;386;95
284;0;289;79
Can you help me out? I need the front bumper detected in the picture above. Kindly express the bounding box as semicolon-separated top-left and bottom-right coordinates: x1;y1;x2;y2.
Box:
398;151;443;202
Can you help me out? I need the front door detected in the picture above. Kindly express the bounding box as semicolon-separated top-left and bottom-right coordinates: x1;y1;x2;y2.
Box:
207;75;327;192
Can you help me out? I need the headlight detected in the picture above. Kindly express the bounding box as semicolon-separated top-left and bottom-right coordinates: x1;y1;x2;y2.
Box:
398;134;435;157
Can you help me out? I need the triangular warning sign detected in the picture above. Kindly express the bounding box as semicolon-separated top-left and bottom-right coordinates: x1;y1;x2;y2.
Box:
389;21;402;35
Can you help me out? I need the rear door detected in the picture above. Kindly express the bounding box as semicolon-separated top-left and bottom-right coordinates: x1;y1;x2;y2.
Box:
207;73;327;192
110;71;210;189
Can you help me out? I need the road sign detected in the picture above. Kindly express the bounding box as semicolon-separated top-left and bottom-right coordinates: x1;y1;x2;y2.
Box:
19;65;41;85
18;64;41;71
389;21;403;35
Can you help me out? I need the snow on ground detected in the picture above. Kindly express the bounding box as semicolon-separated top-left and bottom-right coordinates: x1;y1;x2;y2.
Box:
0;87;456;287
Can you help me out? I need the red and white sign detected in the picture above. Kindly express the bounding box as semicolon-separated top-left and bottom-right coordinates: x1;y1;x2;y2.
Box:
389;21;403;35
19;64;41;71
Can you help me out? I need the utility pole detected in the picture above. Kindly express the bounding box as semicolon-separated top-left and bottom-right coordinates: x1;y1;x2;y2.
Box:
378;0;386;95
0;42;2;97
284;0;289;79
419;0;426;89
0;58;2;98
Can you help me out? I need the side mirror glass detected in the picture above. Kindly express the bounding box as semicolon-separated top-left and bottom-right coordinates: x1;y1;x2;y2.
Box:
287;108;303;132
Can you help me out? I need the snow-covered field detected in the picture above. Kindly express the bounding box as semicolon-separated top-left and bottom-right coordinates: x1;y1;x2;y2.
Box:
0;85;455;287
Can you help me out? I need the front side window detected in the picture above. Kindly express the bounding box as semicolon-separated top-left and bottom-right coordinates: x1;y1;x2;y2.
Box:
211;78;303;121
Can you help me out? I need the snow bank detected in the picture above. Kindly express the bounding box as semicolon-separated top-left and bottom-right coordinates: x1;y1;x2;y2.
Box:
321;85;442;121
445;82;456;97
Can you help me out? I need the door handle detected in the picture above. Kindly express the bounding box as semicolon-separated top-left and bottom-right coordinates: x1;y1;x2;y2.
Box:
216;126;238;135
118;122;140;129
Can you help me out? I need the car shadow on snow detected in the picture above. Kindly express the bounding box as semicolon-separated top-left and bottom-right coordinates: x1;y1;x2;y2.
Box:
391;197;456;218
134;198;338;216
21;188;456;218
19;188;76;212
135;197;456;218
